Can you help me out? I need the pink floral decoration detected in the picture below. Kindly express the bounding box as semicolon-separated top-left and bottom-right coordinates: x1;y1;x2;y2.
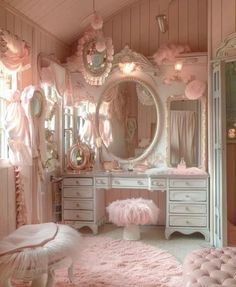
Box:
185;79;206;100
153;43;191;65
107;198;160;227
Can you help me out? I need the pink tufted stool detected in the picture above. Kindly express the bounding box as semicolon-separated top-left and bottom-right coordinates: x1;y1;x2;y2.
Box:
183;247;236;287
106;198;160;240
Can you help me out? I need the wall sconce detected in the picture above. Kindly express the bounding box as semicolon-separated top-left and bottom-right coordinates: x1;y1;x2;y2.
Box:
174;61;183;72
156;14;168;33
119;62;136;74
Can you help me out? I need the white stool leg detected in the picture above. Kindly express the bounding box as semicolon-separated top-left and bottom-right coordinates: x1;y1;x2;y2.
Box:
45;269;55;287
32;273;47;287
123;224;140;240
2;279;13;287
68;264;74;283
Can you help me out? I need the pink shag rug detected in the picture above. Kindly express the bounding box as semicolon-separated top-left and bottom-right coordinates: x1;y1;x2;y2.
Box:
13;236;183;287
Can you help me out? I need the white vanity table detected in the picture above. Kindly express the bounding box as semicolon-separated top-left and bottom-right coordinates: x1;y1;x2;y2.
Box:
62;46;209;240
62;171;209;240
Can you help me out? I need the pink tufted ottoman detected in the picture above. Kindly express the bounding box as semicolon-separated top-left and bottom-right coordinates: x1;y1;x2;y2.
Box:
0;223;82;287
106;198;160;240
183;247;236;287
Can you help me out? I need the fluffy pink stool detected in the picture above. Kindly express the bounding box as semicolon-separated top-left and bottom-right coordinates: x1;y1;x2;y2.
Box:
107;198;160;240
183;247;236;287
0;223;82;287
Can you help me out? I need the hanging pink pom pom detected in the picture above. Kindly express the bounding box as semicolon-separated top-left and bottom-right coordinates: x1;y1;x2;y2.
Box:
91;12;103;30
96;38;106;52
185;79;206;100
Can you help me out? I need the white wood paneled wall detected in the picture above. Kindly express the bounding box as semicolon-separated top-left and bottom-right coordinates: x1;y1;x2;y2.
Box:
0;166;15;239
0;2;70;86
103;0;208;56
209;0;236;58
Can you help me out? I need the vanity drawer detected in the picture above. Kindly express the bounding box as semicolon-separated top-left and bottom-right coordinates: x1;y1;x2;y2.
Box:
169;179;207;188
150;179;166;189
169;190;207;202
169;215;207;227
64;210;93;221
169;203;207;214
95;177;109;187
64;199;93;210
112;177;148;189
63;187;93;198
63;177;93;186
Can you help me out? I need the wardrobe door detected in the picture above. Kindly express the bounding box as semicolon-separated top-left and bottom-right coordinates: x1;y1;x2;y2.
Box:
211;61;227;247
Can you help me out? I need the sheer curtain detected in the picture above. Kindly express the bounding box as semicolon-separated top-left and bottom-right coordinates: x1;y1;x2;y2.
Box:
170;110;197;166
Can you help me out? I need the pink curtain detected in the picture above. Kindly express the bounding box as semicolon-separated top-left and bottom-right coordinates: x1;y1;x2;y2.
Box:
5;91;32;166
0;29;30;72
38;54;73;106
0;29;31;228
170;110;197;167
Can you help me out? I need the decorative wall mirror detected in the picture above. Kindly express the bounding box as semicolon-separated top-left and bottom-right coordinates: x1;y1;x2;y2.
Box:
95;77;161;165
67;141;94;171
167;94;206;169
77;29;114;86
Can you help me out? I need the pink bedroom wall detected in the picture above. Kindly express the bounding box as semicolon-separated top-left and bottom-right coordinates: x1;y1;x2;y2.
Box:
209;0;236;58
102;0;208;56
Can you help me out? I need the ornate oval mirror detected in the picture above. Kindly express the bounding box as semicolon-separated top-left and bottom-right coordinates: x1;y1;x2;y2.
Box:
67;141;94;171
78;30;114;86
96;78;161;164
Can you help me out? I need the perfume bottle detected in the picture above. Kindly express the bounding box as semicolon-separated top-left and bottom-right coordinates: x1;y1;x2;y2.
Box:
177;157;186;169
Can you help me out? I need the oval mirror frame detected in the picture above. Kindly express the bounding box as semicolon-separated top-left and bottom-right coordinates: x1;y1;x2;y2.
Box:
78;29;114;86
95;77;162;165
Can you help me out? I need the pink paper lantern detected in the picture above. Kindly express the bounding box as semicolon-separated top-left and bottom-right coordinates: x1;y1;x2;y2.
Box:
185;79;206;100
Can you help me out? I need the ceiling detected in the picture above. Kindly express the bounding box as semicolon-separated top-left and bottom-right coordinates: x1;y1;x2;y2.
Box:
2;0;137;45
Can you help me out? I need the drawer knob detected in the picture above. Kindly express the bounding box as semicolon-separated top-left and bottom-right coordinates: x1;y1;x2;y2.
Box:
114;180;120;184
185;206;189;211
76;214;80;218
76;180;80;185
76;203;80;207
186;220;190;224
76;192;80;196
137;180;144;185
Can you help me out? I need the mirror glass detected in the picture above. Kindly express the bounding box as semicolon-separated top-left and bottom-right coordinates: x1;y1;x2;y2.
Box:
84;40;107;75
71;147;85;166
31;91;42;117
97;80;159;161
67;142;94;171
169;99;200;167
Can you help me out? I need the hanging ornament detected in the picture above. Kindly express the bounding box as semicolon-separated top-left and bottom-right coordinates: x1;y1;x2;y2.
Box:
95;31;106;52
91;12;103;30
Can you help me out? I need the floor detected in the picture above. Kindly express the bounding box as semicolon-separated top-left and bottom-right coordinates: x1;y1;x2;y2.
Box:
80;224;211;263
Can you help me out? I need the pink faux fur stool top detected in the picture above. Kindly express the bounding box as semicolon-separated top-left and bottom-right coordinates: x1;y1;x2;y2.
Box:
183;247;236;287
107;198;160;240
0;223;82;287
